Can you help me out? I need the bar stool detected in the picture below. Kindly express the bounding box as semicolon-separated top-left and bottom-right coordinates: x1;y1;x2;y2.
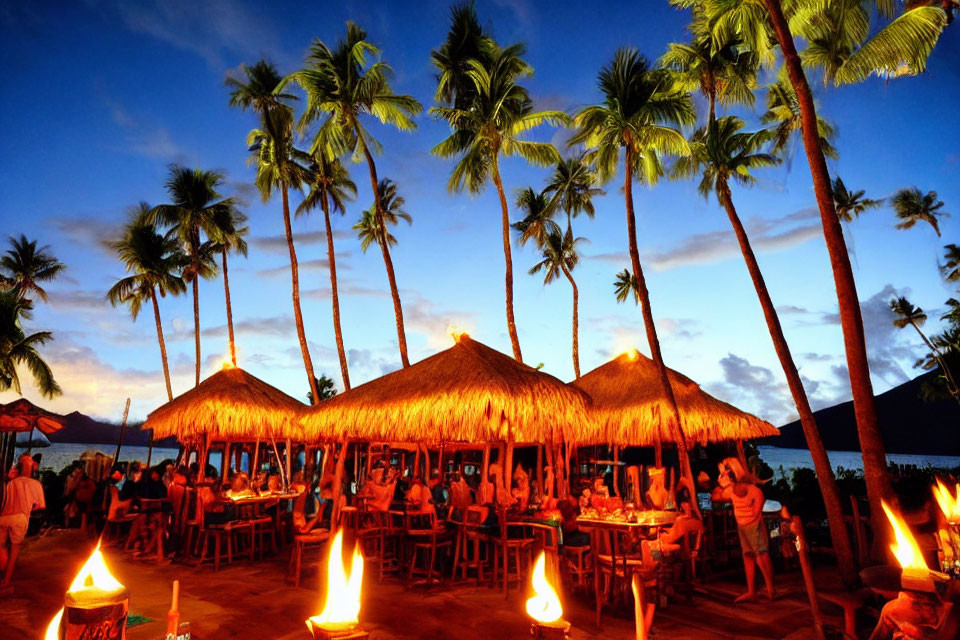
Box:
288;528;330;587
407;511;453;584
452;506;491;583
562;544;593;591
492;509;536;597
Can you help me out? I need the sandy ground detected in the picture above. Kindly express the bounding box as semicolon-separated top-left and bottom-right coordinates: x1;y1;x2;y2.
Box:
0;530;840;639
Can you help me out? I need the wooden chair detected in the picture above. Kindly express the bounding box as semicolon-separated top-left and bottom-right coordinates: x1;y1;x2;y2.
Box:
590;525;658;630
452;505;491;583
288;528;330;587
197;505;254;571
406;511;453;584
562;543;592;591
492;509;536;597
102;485;138;545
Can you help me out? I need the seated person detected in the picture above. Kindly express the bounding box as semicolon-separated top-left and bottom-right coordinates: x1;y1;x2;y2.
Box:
589;476;610;510
405;475;435;516
646;467;669;510
198;476;234;526
641;494;704;565
225;472;253;499
558;494;589;547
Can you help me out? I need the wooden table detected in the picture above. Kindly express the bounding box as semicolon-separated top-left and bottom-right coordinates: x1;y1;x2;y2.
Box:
577;510;678;531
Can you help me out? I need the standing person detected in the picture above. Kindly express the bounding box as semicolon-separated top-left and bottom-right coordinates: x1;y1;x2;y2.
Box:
720;457;774;602
0;455;46;594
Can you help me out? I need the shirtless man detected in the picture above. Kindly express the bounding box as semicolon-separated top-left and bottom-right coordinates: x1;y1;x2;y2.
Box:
720;457;774;602
0;455;46;594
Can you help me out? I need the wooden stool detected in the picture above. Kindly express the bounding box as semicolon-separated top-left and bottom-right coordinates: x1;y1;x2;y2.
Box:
563;544;592;590
288;529;330;587
819;589;871;639
198;520;253;570
250;515;276;559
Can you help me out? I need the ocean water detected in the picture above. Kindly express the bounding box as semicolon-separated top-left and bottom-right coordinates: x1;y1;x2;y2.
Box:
756;445;960;476
17;442;181;472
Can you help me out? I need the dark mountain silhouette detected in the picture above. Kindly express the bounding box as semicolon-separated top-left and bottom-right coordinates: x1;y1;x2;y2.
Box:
46;410;178;448
764;371;960;455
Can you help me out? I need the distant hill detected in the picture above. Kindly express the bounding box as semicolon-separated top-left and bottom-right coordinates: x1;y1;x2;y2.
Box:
763;371;960;455
46;411;178;448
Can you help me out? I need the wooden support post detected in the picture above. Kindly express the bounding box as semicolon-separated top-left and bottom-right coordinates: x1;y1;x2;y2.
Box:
613;445;620;497
654;440;662;469
504;442;514;493
146;429;153;468
736;440;747;467
331;438;348;527
251;438;260;477
437;442;445;479
422;445;430;480
220;441;230;483
482;444;491;484
632;572;654;640
536;444;543;501
792;515;826;639
285;437;293;489
545;441;555;499
412;446;421;479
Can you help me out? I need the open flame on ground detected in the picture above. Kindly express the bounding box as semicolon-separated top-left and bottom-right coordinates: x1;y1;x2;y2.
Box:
306;529;364;634
881;500;929;571
43;541;125;639
933;479;960;523
526;552;563;624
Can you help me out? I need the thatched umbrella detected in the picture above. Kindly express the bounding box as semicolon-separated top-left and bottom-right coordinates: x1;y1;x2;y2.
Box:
0;398;63;435
145;365;308;444
300;333;590;446
570;350;778;446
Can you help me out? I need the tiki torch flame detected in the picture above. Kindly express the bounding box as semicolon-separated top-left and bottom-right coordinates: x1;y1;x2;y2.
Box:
44;541;126;639
882;500;928;571
933;479;960;524
306;529;364;633
526;552;563;623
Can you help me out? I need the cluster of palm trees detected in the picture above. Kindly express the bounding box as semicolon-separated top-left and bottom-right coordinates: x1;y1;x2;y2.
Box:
95;0;950;578
0;236;65;399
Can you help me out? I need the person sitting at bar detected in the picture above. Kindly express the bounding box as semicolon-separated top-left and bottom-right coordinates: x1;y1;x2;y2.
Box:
643;492;704;565
512;464;531;511
225;472;253;499
0;455;45;594
720;457;775;603
589;476;610;510
558;493;589;547
405;475;435;516
646;467;669;510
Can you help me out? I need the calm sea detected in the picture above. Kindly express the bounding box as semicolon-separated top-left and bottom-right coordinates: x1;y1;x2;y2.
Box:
18;443;960;476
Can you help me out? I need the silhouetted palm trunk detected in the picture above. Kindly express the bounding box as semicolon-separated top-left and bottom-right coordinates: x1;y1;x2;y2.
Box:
191;273;200;387
221;249;237;367
560;263;580;379
718;179;858;587
359;137;410;368
321;190;351;390
282;184;321;404
623;144;698;516
763;0;895;540
491;153;523;362
150;288;174;402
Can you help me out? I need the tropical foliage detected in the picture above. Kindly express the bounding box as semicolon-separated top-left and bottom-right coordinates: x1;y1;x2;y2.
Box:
891;186;947;236
0;235;66;303
832;176;883;222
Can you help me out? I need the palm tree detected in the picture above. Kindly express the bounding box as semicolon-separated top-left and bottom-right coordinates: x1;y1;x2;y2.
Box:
891;187;947;236
512;187;560;248
0;235;65;303
542;154;605;234
431;42;569;362
0;289;60;398
298;152;358;390
528;229;585;379
890;296;960;406
613;269;640;304
307;374;338;404
151;166;229;387
228;58;322;403
760;79;838;163
942;244;960;285
570;48;698;495
209;207;248;367
673;115;858;586
354;180;412;309
281;22;422;369
430;1;494;109
833;176;883;222
107;203;186;401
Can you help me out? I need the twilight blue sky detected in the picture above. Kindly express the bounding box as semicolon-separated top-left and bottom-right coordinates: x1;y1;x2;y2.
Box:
1;1;957;423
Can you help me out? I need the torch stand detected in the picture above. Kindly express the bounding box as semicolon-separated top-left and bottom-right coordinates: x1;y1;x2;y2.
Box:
307;624;369;640
529;620;570;640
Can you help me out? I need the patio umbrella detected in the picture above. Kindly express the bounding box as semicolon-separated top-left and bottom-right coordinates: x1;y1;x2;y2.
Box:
0;398;64;435
569;350;778;447
300;333;591;445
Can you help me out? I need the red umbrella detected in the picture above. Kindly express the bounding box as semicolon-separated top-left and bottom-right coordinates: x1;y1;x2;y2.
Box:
0;399;63;435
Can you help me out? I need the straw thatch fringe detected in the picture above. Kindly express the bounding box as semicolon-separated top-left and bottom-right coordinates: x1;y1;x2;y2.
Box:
145;366;307;442
300;334;590;444
570;351;778;446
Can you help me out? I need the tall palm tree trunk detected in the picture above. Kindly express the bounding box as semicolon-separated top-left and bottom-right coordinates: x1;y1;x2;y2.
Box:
282;184;321;404
321;191;351;390
491;154;523;362
763;0;895;538
151;288;174;402
560;264;581;379
623;145;698;516
359;141;410;368
718;180;858;587
221;249;237;367
191;273;200;387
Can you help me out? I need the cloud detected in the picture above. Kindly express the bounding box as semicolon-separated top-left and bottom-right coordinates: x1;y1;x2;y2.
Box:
303;283;387;301
248;231;351;256
587;315;700;362
46;217;122;256
46;290;109;313
104;98;187;161
402;291;480;351
589;207;821;272
705;354;794;424
255;258;346;279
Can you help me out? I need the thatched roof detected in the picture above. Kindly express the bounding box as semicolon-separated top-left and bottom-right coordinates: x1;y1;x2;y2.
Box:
569;351;778;446
0;398;63;435
300;334;590;444
145;365;308;442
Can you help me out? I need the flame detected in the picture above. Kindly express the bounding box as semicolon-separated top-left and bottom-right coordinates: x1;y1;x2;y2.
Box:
220;359;235;371
623;348;640;362
881;500;929;571
44;541;124;640
44;608;63;640
306;530;364;632
525;552;563;623
933;479;960;523
448;324;468;343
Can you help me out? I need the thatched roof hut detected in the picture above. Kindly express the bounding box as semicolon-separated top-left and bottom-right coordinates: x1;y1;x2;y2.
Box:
300;334;591;444
569;350;777;446
145;365;307;443
0;398;63;435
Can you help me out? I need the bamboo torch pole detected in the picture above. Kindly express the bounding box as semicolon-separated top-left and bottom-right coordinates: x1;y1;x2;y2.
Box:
111;398;131;468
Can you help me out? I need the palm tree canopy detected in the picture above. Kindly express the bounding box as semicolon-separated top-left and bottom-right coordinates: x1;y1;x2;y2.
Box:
672;116;780;201
832;176;884;222
892;186;947;236
529;228;583;285
297;151;358;218
281;21;422;162
569;48;694;185
209;206;249;257
512;187;560;248
543;154;606;222
0;235;66;302
226;59;297;116
890;295;926;329
0;288;60;398
151;165;238;262
614;268;640;304
430;1;495;108
354;178;411;251
942;244;960;285
430;42;570;193
107;203;187;320
760;79;838;161
246;108;313;201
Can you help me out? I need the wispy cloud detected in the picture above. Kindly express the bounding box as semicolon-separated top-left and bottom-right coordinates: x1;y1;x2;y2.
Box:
103;98;187;161
46;217;122;256
248;231;351;256
255;258;348;279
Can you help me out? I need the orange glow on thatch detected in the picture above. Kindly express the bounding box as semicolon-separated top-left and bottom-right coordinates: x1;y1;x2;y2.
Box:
624;348;640;362
448;324;468;343
933;479;960;524
881;500;929;571
44;541;126;639
526;552;563;623
306;530;364;633
220;359;235;371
